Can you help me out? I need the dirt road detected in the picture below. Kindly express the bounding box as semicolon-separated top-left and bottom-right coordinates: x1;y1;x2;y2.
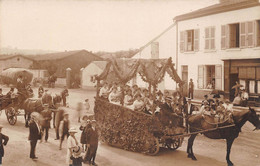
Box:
0;87;259;166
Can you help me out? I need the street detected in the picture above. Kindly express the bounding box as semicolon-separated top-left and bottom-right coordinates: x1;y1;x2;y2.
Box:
0;87;259;166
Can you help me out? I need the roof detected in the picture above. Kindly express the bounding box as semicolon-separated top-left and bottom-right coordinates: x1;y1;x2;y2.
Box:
26;50;96;61
174;0;260;21
88;61;108;70
0;54;35;61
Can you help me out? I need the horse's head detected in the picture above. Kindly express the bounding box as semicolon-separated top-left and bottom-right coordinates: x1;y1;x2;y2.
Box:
248;107;260;131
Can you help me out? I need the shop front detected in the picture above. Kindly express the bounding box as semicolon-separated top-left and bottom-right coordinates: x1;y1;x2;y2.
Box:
223;59;260;105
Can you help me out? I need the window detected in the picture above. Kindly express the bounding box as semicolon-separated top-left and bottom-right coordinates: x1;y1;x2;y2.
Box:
205;27;215;50
229;23;240;48
180;29;199;52
198;65;222;89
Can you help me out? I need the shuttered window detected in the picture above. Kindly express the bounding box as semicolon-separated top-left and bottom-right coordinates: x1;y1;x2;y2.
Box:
180;29;200;52
205;27;215;50
240;21;255;48
256;20;260;47
240;22;247;48
247;21;254;47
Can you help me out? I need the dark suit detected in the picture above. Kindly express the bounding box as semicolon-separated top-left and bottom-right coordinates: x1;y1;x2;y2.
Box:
86;127;98;164
188;81;194;99
61;89;69;106
0;133;9;164
28;121;41;158
160;102;174;126
184;103;195;116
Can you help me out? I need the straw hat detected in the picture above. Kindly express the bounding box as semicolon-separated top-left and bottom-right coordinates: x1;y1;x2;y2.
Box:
69;127;77;133
165;96;173;101
73;146;82;157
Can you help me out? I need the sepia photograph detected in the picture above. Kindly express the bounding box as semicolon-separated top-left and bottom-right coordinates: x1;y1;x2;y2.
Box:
0;0;259;166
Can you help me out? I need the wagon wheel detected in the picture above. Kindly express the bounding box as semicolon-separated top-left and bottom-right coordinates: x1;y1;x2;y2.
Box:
165;138;181;151
6;107;17;125
146;137;160;156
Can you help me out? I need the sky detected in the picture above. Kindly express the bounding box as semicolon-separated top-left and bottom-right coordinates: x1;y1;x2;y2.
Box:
0;0;218;52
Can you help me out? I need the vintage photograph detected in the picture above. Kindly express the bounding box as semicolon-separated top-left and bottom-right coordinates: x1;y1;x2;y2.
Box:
0;0;259;166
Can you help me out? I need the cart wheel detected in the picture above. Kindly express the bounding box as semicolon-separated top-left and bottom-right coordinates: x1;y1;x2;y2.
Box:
146;137;160;156
6;107;17;125
165;138;181;151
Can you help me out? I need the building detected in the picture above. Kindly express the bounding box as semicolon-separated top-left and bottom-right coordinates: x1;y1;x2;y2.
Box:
81;61;108;89
132;0;260;102
0;55;34;72
175;0;260;100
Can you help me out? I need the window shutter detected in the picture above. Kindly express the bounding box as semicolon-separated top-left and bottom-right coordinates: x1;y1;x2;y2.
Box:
198;65;204;89
194;29;199;51
247;21;254;47
221;25;226;49
184;31;188;52
215;65;222;90
211;27;215;49
180;31;184;52
226;25;230;49
205;28;209;49
240;22;247;48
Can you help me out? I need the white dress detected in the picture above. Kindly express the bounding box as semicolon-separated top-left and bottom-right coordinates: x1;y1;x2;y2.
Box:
66;136;77;164
133;100;144;111
109;92;121;105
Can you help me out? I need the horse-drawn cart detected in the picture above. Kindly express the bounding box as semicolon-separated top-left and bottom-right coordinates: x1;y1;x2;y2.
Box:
93;58;187;155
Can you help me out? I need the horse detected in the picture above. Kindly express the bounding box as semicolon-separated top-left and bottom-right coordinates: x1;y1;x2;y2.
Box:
186;107;260;166
23;93;62;127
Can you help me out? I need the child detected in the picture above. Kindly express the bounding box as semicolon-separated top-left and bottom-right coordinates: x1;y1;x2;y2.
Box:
60;112;70;150
0;125;9;165
70;145;83;166
67;127;79;166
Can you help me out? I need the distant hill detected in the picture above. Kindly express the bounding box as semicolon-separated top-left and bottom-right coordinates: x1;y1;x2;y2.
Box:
0;47;56;55
95;49;139;59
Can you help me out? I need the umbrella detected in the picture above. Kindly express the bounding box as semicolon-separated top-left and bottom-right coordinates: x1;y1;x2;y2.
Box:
210;89;225;95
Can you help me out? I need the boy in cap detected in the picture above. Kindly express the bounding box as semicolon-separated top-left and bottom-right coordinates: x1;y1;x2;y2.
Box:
0;125;9;165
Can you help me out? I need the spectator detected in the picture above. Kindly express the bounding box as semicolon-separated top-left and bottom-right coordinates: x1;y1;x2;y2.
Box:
132;94;144;112
201;95;209;106
70;145;83;166
40;104;52;142
86;120;98;166
28;112;42;160
60;112;70;150
61;86;69;106
124;89;134;108
99;82;110;99
6;87;15;99
241;89;249;107
108;87;120;105
79;116;91;151
156;90;164;105
0;125;9;165
188;79;194;99
233;93;241;106
67;127;79;166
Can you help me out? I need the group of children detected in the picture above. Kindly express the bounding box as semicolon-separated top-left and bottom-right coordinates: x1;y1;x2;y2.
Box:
99;82;183;114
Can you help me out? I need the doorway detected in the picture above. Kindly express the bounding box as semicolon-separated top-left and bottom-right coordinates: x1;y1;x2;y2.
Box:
182;65;188;97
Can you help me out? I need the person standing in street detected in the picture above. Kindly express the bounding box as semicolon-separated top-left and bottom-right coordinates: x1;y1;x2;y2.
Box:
86;120;99;166
67;127;79;166
188;79;194;99
28;112;41;160
61;86;69;106
60;112;70;150
0;125;9;166
40;104;52;142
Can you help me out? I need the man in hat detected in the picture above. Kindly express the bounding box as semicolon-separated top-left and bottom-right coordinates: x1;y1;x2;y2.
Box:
188;78;194;99
201;95;209;106
86;120;98;166
61;86;69;106
38;85;44;98
0;125;9;165
28;112;41;160
241;88;249;107
184;98;195;116
160;96;174;126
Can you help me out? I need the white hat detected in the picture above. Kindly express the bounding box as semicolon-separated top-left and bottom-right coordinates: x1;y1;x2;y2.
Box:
69;127;77;133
